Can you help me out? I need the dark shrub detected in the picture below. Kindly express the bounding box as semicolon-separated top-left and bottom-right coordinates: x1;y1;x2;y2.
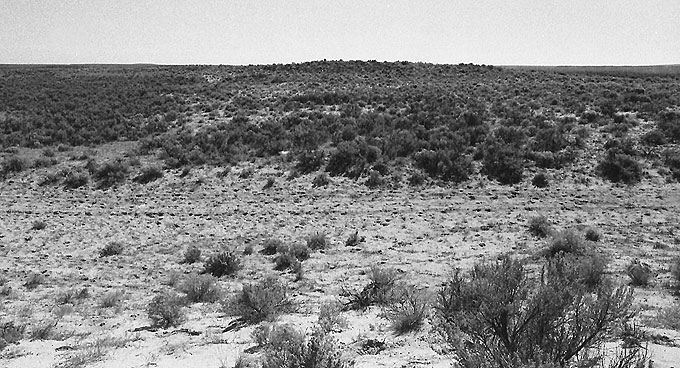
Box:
263;177;276;190
227;275;294;324
528;215;551;238
657;110;680;142
343;266;399;310
93;159;130;189
435;256;640;368
99;241;124;257
134;165;164;184
407;171;426;186
345;231;364;247
326;139;380;178
31;220;47;231
201;250;242;278
273;243;310;271
177;274;221;303
383;284;430;335
256;324;350;368
531;172;549;188
147;291;186;329
413;149;472;183
33;157;57;168
598;151;642;184
482;144;524;184
295;150;324;174
663;149;680;181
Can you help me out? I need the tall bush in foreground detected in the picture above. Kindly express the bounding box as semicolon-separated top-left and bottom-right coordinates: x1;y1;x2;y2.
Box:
435;256;645;368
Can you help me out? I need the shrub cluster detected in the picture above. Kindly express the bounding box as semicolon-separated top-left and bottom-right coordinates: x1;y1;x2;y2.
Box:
201;250;242;278
343;266;399;310
226;275;294;324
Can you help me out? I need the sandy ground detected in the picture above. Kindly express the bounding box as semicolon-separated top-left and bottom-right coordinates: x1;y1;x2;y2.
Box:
1;146;680;367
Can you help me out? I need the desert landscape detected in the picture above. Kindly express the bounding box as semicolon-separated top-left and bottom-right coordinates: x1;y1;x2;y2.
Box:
2;61;680;368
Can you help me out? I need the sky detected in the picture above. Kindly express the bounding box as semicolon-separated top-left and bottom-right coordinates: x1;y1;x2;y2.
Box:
1;0;678;66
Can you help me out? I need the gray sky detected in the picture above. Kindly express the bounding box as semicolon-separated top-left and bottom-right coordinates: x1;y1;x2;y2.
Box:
1;0;678;65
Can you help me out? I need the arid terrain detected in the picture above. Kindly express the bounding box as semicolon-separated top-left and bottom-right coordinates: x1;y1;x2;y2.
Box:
2;62;680;368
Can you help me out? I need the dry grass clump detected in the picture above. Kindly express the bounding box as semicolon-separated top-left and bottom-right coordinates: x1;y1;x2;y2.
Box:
133;165;163;184
147;291;186;329
176;273;221;303
345;231;365;247
317;300;348;333
253;323;350;368
584;227;602;241
99;290;125;309
343;266;399;310
0;321;25;351
99;241;124;257
434;255;645;368
55;287;90;305
545;229;586;258
225;275;294;325
201;250;242;278
273;243;310;271
24;272;46;290
262;238;284;255
382;284;430;335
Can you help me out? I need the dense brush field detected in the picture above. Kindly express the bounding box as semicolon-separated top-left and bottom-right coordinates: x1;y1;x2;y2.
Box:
1;62;680;368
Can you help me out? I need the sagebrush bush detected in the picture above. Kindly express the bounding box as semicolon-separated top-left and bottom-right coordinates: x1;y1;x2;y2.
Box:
134;165;163;184
312;172;331;187
93;159;130;189
295;150;324;174
99;241;124;257
31;220;47;230
202;250;242;278
226;275;294;324
626;259;653;287
63;170;89;189
435;256;642;368
345;231;364;247
383;284;429;334
24;272;45;289
255;324;350;368
598;150;642;184
147;291;186;329
364;170;385;188
671;257;680;290
343;266;399;310
531;172;549;188
1;156;25;176
177;274;221;303
182;245;201;264
274;243;309;271
99;290;125;309
528;215;551;238
55;287;89;305
413;149;472;183
317;300;348;333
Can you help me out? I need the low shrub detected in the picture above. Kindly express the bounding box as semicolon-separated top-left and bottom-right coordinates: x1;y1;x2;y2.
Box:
407;171;426;186
364;170;385;188
177;274;221;303
413;149;472;183
99;290;125;309
93;159;130;189
147;291;186;329
273;243;310;271
626;259;653;287
99;241;124;257
226;275;294;324
527;215;551;238
382;284;429;334
202;250;242;278
255;324;350;368
295;150;324;174
531;172;549;188
1;156;25;176
343;266;399;310
434;256;642;368
55;287;89;305
134;165;164;184
641;129;667;146
663;149;680;181
33;157;58;168
670;256;680;290
307;233;327;251
317;300;348;333
598;151;642;184
182;245;201;264
262;177;276;190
